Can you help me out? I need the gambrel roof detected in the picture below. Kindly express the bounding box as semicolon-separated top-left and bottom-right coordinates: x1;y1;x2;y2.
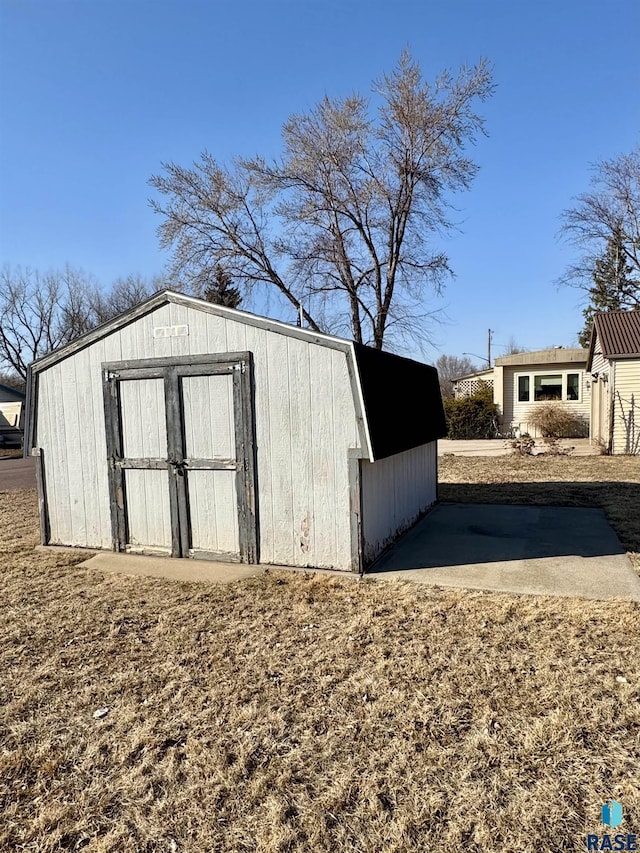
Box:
29;290;446;461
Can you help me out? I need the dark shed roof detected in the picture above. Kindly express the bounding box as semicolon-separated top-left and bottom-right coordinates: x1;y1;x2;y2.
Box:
28;289;446;462
0;383;25;399
353;343;446;460
589;311;640;367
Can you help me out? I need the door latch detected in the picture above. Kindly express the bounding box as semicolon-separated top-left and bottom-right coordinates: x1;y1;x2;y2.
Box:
168;456;186;476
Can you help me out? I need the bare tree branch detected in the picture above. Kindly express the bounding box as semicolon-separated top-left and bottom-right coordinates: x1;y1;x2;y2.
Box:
560;146;640;308
0;267;172;381
149;52;493;349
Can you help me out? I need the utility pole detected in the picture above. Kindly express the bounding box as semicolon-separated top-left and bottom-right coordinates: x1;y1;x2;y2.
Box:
487;328;493;367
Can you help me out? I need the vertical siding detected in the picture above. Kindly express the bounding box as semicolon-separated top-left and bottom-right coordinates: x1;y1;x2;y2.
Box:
361;442;437;566
590;375;611;448
266;332;295;565
35;304;361;570
287;337;314;563
612;359;640;454
502;366;515;427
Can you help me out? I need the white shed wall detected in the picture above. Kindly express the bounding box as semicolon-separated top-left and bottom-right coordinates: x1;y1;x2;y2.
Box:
35;303;362;570
360;441;437;566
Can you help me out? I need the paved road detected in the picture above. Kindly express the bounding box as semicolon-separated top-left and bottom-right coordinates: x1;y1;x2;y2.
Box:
0;456;36;491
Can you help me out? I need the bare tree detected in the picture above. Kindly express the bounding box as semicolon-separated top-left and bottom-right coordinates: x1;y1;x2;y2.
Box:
0;267;172;381
560;146;640;309
90;273;171;324
0;370;25;392
0;265;98;381
503;335;526;355
150;52;493;349
435;354;478;399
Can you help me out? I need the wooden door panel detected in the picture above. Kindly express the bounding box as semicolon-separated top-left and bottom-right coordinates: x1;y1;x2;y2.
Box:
186;469;239;557
117;378;172;554
120;378;166;459
104;353;256;563
178;371;240;559
124;469;172;552
181;374;234;460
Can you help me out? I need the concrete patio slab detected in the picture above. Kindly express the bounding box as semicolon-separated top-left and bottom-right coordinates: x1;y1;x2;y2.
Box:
69;503;640;602
367;503;640;601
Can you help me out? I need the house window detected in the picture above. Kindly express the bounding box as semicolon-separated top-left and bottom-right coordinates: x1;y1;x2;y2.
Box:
567;373;580;400
534;374;562;401
515;371;583;404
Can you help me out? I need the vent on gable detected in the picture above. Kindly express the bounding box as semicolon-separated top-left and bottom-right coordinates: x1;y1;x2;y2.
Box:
153;325;189;338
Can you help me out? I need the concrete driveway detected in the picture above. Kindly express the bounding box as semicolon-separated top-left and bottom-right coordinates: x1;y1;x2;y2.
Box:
0;456;36;491
438;438;599;457
367;503;640;601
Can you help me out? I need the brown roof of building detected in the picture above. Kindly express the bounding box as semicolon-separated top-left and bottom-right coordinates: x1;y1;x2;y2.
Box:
590;311;640;365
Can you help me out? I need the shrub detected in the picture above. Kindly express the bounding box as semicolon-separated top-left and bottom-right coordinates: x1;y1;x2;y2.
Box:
540;437;574;456
527;402;587;439
510;437;536;456
444;388;499;439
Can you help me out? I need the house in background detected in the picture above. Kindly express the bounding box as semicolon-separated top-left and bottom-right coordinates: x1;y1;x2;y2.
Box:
587;310;640;455
449;366;494;399
453;348;590;437
0;382;25;447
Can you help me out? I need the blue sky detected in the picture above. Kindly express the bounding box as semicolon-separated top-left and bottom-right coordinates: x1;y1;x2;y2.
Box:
1;0;638;363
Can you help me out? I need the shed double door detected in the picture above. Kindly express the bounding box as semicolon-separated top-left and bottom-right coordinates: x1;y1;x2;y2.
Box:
103;353;257;562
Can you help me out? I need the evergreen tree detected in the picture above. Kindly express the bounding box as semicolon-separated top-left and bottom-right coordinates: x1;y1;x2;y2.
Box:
578;228;639;348
202;265;242;309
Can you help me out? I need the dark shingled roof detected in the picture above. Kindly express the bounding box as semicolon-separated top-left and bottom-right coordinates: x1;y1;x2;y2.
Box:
590;311;640;365
28;289;447;462
353;343;446;460
0;383;25;399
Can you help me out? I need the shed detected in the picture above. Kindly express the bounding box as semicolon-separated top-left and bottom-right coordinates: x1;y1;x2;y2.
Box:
26;290;445;572
587;310;640;454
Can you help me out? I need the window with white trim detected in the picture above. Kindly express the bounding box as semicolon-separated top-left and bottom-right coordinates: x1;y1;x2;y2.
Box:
515;371;582;403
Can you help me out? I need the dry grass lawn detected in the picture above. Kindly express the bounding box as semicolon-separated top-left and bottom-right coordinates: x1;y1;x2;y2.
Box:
1;456;639;852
